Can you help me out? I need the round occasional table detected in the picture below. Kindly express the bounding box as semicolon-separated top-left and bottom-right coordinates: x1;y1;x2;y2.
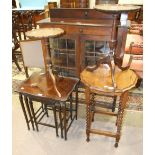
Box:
26;28;65;97
80;64;138;147
94;4;141;67
82;5;140;147
95;4;140;25
26;27;64;60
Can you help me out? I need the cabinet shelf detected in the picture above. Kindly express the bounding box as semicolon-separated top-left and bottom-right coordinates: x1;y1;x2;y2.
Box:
54;65;76;70
51;48;76;53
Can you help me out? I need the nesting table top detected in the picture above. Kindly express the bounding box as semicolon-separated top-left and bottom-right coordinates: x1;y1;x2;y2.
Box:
16;72;79;101
80;65;138;94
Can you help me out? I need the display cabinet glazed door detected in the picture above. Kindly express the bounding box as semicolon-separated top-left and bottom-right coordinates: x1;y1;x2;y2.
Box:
49;36;78;77
80;36;111;72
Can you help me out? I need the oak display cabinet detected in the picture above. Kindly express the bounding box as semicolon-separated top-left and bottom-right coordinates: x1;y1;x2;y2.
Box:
37;7;139;78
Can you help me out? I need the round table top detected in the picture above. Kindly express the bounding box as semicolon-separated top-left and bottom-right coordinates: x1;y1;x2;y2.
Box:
26;28;64;39
94;4;141;13
80;64;138;94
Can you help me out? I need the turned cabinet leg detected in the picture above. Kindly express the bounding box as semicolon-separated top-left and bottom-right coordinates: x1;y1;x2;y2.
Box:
85;87;91;142
115;91;128;147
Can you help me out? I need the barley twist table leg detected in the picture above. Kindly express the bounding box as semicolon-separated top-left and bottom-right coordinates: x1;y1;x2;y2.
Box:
115;91;128;147
85;87;91;142
91;93;96;122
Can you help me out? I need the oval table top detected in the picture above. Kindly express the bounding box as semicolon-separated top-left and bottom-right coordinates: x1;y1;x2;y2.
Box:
26;28;64;39
80;64;138;94
94;4;141;13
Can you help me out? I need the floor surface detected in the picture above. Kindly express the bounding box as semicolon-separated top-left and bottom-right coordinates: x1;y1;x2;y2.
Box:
13;94;143;155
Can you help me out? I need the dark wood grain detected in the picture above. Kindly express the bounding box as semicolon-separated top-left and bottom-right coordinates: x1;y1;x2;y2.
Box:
16;72;79;101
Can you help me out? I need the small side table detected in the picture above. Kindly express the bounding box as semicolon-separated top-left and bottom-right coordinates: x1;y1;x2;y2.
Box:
80;64;138;147
16;72;79;139
94;4;141;67
25;27;64;97
16;28;79;140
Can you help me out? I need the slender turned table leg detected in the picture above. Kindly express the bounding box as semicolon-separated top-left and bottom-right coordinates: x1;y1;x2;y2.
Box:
115;91;128;147
42;38;50;73
85;87;91;142
29;99;39;132
91;93;95;122
24;96;35;130
53;103;59;137
19;94;30;130
63;102;67;140
75;84;79;120
44;103;49;117
58;103;63;138
70;93;73;120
